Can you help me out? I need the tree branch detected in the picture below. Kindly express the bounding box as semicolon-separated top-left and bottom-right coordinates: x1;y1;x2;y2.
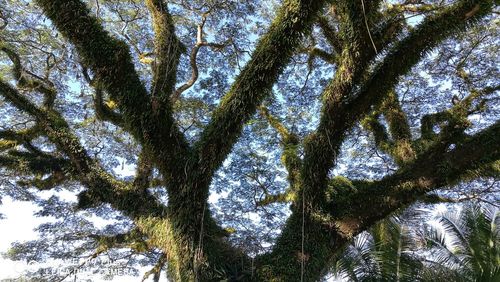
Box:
0;45;57;108
193;0;327;180
133;148;153;191
1;78;167;218
303;47;337;65
145;0;184;98
420;84;499;142
257;106;302;206
316;15;342;55
302;0;494;205
255;120;499;280
89;228;148;253
173;14;228;101
92;85;125;127
0;151;71;176
337;120;500;235
362;90;415;165
0;127;41;152
256;1;495;280
141;253;167;282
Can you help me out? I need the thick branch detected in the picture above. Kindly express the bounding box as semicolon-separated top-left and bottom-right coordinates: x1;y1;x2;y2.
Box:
133;149;153;191
89;228;148;253
0;151;71;176
0;127;41;153
256;120;499;281
34;0;191;182
339;121;500;234
1;78;166;218
0;80;45;116
257;1;495;279
303;0;494;205
145;0;183;98
348;0;493;129
193;0;327;180
380;90;412;142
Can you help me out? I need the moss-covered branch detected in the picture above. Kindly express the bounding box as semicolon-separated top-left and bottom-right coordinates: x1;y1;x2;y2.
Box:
89;228;148;253
0;79;46;117
362;90;415;165
381;90;412;142
1;77;166;218
332;120;500;235
133;149;153;191
347;0;493;129
93;86;125;127
258;106;302;206
145;0;183;99
193;0;328;180
301;5;402;208
0;45;57;108
303;0;493;205
255;120;499;281
0;151;70;176
386;3;439;14
142;253;167;282
0;127;41;153
0;147;72;190
256;1;495;280
421;84;500;142
34;0;191;182
304;47;337;64
316;15;342;55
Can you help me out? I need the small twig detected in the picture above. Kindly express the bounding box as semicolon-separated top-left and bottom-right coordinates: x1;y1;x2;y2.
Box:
173;14;228;102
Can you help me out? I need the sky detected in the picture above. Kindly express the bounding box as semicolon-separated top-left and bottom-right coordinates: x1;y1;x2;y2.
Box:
0;160;166;281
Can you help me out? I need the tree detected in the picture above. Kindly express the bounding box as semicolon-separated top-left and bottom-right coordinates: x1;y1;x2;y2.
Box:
331;216;425;282
330;205;500;282
0;0;498;281
423;205;500;281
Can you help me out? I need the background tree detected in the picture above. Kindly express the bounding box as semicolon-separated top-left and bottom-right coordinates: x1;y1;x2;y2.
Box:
422;204;500;281
330;204;500;282
331;216;425;282
0;0;498;281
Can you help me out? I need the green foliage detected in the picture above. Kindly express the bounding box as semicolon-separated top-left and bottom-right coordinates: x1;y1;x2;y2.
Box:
332;205;500;282
423;205;500;281
332;217;424;282
0;0;498;281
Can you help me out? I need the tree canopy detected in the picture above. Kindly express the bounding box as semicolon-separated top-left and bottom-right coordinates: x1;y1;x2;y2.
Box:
0;0;498;281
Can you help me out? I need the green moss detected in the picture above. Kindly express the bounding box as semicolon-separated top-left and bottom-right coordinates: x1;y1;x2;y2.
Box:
255;211;344;281
193;0;327;179
325;176;357;203
0;140;16;151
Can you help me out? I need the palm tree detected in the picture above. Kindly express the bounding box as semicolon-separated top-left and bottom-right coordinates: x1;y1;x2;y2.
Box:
331;216;424;281
422;205;500;282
